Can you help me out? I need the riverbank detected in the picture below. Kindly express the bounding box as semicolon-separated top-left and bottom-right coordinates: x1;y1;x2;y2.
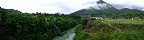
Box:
53;27;76;40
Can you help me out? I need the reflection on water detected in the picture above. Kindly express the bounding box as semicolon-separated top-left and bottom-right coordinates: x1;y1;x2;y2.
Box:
53;27;76;40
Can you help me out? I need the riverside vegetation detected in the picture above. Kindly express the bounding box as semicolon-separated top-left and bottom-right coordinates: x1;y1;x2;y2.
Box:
0;7;81;40
74;19;144;40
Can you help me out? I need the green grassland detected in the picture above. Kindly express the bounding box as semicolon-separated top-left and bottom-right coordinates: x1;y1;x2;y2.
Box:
74;19;144;40
91;19;144;24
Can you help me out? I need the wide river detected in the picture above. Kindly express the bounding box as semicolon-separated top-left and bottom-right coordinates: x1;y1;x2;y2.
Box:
53;27;76;40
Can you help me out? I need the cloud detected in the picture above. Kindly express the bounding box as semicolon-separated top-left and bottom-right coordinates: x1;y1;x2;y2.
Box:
0;0;94;13
0;0;144;14
104;0;144;10
112;4;144;10
143;9;144;11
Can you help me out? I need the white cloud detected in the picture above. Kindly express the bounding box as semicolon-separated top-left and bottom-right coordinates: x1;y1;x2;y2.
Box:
0;0;144;14
143;9;144;11
0;0;96;13
104;0;144;8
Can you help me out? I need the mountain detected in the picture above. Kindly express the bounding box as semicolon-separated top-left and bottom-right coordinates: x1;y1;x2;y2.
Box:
97;0;106;4
96;0;115;10
0;7;22;14
71;0;118;17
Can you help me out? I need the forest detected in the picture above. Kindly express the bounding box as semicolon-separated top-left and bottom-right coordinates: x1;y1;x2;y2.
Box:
0;7;81;40
72;8;144;19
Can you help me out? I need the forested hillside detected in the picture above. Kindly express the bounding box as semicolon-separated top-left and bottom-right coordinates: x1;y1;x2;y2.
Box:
71;0;144;19
0;7;81;40
113;8;144;19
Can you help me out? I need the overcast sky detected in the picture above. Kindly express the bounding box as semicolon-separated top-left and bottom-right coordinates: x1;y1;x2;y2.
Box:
0;0;144;14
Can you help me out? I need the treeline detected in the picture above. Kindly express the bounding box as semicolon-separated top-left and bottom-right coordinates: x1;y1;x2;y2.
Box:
0;7;81;40
112;8;144;19
72;7;144;19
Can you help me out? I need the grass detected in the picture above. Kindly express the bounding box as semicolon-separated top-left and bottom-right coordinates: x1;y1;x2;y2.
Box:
91;19;144;24
74;19;144;40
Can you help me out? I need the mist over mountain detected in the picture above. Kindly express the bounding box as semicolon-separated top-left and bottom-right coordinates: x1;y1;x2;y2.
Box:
71;0;118;17
112;4;144;10
85;0;115;10
71;0;144;17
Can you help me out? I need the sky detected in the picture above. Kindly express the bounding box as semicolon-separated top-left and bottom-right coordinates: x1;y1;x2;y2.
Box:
0;0;144;14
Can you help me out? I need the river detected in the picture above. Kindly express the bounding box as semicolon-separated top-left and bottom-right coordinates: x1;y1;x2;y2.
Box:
53;27;76;40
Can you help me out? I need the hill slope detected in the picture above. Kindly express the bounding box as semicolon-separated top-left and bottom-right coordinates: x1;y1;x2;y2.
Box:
71;0;118;17
71;0;144;18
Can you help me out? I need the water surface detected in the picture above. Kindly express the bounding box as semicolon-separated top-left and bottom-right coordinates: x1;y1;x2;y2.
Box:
53;27;76;40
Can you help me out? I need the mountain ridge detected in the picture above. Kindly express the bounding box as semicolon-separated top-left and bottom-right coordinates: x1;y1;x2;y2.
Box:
71;0;144;18
71;0;118;17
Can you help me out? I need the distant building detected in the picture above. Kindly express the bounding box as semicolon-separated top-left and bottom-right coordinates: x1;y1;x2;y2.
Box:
91;17;104;20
